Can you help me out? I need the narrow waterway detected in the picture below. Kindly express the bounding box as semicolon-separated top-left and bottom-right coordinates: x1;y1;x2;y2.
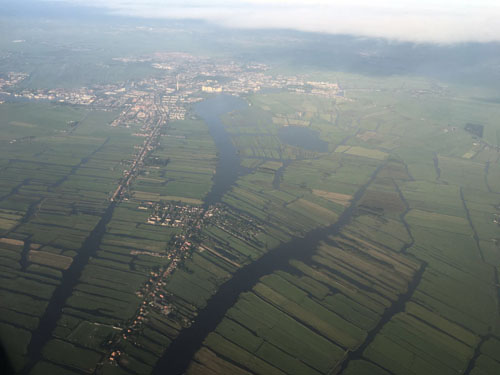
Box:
0;177;30;202
463;334;497;375
484;161;493;193
433;152;441;180
336;261;426;374
393;181;415;254
334;179;424;374
460;187;485;262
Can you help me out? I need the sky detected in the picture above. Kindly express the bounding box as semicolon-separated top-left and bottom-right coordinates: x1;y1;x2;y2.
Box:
45;0;500;44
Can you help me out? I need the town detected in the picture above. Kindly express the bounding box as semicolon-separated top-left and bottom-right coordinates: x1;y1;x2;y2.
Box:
2;52;343;111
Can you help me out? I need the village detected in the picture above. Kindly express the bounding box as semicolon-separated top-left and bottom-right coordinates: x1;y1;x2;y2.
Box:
102;200;263;364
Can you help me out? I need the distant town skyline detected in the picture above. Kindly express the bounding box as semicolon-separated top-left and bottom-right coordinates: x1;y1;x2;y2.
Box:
41;0;500;44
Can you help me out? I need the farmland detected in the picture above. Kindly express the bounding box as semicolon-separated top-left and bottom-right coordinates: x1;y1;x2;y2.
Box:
183;76;500;375
0;102;132;372
0;40;500;375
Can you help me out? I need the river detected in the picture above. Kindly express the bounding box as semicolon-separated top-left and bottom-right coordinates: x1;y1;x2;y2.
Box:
153;92;386;374
194;94;250;207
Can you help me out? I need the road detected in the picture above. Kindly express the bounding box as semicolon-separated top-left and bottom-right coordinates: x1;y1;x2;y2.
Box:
111;99;166;201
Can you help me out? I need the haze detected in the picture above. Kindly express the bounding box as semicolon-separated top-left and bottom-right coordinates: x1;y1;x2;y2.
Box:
46;0;500;43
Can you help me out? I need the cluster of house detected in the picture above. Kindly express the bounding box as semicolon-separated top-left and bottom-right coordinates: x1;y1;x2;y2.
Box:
145;202;205;228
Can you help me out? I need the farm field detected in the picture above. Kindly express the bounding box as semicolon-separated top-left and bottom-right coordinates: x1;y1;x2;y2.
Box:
1;44;500;375
185;78;500;375
0;102;136;372
129;119;217;201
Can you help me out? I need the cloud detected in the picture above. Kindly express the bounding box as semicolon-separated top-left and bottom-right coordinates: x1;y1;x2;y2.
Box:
46;0;500;44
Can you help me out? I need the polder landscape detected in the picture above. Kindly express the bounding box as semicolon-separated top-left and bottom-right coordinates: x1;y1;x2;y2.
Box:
1;2;500;375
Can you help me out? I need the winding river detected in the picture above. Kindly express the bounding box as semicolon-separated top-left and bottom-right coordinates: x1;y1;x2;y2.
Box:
153;94;397;374
195;94;250;207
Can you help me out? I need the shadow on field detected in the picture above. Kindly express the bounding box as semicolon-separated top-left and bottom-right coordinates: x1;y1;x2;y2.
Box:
0;342;14;375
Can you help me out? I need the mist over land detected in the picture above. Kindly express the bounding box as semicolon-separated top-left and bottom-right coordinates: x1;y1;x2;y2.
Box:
39;0;500;44
2;0;500;89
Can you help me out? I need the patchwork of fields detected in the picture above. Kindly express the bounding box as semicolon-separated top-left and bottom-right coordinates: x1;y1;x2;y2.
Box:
185;79;500;375
1;72;500;375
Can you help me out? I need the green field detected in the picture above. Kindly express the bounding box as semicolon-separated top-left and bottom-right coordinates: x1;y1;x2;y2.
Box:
1;34;500;375
186;77;500;375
